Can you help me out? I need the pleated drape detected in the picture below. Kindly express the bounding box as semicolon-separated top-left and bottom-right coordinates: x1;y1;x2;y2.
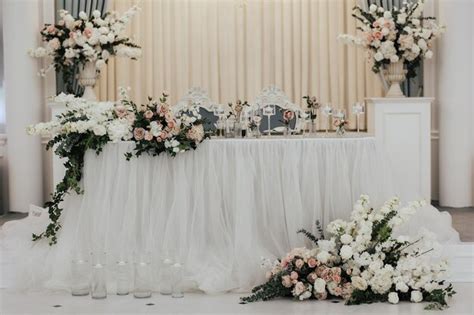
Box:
97;0;384;129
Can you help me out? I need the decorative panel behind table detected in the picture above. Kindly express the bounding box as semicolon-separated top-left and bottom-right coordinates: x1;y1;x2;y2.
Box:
367;98;432;203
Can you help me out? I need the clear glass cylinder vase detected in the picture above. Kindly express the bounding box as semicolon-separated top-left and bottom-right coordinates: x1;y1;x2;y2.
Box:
159;258;173;295
133;252;152;298
90;252;107;299
71;255;90;296
171;263;184;298
116;260;130;296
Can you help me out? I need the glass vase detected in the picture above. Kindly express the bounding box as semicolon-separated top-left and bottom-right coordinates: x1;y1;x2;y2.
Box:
116;260;130;296
171;263;184;298
71;254;90;296
90;252;107;299
159;258;174;295
133;252;152;298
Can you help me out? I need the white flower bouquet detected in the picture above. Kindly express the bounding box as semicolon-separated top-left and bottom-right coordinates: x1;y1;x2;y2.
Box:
339;0;444;78
28;90;208;245
29;5;141;92
241;195;455;310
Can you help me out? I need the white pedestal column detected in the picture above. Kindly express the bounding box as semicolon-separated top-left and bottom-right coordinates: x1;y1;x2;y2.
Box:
367;97;432;203
3;0;44;212
437;0;474;207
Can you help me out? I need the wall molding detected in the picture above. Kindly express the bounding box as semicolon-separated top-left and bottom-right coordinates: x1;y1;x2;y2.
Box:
431;130;440;140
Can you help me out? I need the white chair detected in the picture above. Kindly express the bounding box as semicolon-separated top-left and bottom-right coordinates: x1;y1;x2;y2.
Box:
248;85;305;134
174;87;229;131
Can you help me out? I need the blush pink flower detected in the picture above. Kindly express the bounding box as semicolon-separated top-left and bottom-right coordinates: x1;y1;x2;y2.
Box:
114;105;128;118
290;271;299;280
314;291;328;300
83;28;93;38
46;25;56;34
133;127;145;140
144;110;154;120
332;274;341;284
306;272;317;284
280;258;289;268
373;31;383;40
295;259;304;269
307;258;318;268
283;110;295;122
281;275;292;288
144;131;153;141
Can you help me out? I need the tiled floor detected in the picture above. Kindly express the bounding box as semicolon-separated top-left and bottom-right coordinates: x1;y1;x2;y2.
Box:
1;284;473;315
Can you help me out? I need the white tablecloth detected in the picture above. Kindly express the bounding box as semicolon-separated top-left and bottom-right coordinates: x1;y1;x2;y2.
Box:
1;136;459;293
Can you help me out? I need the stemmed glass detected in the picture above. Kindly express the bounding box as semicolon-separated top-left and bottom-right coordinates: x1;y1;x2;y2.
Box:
352;102;365;133
321;103;333;135
262;105;275;136
252;114;262;138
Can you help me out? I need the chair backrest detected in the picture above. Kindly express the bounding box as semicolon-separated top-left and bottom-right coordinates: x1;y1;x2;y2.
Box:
249;85;304;133
174;87;228;131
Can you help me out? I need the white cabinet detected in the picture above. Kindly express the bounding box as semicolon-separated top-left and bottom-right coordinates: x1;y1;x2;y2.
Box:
367;97;433;202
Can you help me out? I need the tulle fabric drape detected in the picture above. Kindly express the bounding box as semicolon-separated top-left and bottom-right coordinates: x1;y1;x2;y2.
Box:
1;137;459;293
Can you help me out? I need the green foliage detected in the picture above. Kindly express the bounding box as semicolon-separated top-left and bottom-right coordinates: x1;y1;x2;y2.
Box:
33;131;109;245
423;284;456;310
240;272;292;304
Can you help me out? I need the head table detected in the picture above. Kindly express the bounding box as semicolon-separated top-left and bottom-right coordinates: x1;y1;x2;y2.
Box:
3;135;459;294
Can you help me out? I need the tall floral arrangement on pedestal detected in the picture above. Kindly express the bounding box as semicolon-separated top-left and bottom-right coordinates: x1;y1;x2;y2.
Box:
338;0;444;97
29;5;142;98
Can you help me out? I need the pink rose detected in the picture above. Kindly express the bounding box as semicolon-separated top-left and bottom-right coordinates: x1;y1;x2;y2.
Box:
315;266;326;277
46;25;56;34
373;31;383;40
159;131;168;139
127;112;136;124
114;105;127;118
307;258;318;268
321;269;332;282
306;272;317;284
332;274;341;284
167;120;176;129
295;259;304;269
290;271;299;280
144;110;154;120
281;275;292;288
280;258;289;268
331;267;342;276
372;21;380;28
333;286;343;296
83;28;93;38
334;119;341;127
144;131;153;141
133;127;145;140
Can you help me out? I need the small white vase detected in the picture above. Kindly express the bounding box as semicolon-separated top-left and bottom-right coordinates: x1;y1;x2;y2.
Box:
384;60;407;98
79;61;98;101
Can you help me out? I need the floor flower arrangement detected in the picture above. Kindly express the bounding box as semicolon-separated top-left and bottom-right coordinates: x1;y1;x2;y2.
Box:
27;89;208;245
241;195;455;310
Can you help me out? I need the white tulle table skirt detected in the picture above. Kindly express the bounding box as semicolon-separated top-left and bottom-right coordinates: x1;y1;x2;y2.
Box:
1;136;459;293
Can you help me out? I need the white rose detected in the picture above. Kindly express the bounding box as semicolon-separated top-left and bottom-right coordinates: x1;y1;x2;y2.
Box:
395;281;409;293
369;4;377;13
340;245;353;260
96;59;106;69
412;19;420;26
388;292;399;304
92;124;106;136
172;147;180;153
374;52;384;62
313;278;326;294
410;290;423;303
425;50;433;59
381;27;390;36
79;11;88;20
340;234;353;245
397;13;407;24
99;35;109;44
299;290;312;301
316;251;331;264
351;276;368;291
92;10;101;19
383;11;392;19
102;50;110;60
390;55;400;63
99;27;109;35
64;48;77;59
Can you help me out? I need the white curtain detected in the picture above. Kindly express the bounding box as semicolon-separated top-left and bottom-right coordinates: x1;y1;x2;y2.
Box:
97;0;384;129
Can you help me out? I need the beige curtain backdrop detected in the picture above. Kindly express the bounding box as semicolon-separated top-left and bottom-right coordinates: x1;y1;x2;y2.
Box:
97;0;383;129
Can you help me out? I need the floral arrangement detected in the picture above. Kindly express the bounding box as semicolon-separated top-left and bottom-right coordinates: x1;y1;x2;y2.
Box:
241;195;455;310
29;5;141;92
227;100;250;120
334;114;349;136
302;96;320;121
338;0;444;78
28;89;207;244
